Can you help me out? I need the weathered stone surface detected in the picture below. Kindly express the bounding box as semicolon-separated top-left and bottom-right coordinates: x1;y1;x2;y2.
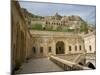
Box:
15;58;63;74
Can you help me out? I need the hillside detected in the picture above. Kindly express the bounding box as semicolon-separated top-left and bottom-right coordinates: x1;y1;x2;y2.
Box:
21;8;95;34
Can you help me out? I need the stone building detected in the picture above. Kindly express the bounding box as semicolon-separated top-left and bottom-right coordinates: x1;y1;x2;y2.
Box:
44;13;83;30
29;12;86;31
30;30;84;57
30;30;96;58
83;31;96;53
11;0;32;72
11;1;96;73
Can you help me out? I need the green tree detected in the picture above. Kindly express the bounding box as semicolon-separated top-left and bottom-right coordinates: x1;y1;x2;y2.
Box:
31;23;43;30
57;26;62;31
80;21;88;34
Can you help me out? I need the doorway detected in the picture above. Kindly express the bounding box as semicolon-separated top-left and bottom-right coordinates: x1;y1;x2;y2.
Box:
56;41;65;54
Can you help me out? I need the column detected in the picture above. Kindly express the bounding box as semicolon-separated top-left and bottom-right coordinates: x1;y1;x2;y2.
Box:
65;40;68;54
52;40;56;55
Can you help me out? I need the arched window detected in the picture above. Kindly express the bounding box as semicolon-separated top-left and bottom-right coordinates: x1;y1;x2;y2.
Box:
48;47;51;52
89;45;92;51
32;47;36;53
79;45;81;50
75;46;77;51
40;47;43;53
69;46;71;51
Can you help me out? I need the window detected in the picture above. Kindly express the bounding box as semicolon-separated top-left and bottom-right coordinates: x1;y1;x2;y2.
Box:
79;45;81;50
46;21;48;24
89;45;92;51
75;46;77;51
69;46;71;51
48;47;51;52
40;47;43;53
32;47;36;53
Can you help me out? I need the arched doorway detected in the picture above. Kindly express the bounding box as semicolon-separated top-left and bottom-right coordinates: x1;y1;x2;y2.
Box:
32;47;36;54
56;41;65;54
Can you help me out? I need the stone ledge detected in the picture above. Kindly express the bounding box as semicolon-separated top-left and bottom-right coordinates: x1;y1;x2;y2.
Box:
50;55;90;71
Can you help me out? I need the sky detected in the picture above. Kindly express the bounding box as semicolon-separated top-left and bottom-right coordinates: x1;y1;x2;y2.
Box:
19;1;96;25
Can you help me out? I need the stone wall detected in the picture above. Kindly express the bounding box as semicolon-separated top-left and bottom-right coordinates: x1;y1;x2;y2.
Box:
11;1;32;71
30;30;85;57
45;13;85;31
30;30;96;58
83;32;96;53
49;55;89;71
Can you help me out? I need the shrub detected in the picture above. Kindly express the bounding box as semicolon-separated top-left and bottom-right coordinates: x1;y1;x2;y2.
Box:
80;22;88;33
31;23;43;30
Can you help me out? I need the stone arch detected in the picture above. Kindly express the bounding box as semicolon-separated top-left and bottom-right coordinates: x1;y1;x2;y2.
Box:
86;62;95;69
32;46;36;53
56;41;65;54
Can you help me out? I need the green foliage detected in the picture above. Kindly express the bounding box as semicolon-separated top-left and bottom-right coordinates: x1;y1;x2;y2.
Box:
80;22;88;33
67;29;75;32
57;26;62;31
62;28;75;32
46;26;53;31
30;24;75;32
31;23;43;30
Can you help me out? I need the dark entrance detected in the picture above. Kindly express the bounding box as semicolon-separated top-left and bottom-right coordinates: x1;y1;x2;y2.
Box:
86;62;95;69
56;41;65;54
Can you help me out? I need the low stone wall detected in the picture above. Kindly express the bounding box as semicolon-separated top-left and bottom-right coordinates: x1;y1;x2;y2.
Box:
50;57;65;70
50;56;90;71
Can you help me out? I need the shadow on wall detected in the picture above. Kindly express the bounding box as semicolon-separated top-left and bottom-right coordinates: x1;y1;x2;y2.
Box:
86;62;95;69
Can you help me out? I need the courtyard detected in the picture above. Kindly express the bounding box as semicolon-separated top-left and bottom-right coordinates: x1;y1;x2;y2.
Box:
11;1;96;74
15;58;63;74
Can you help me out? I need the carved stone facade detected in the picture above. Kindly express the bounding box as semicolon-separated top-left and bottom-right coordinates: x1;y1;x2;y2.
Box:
83;31;96;53
44;13;82;30
30;30;95;57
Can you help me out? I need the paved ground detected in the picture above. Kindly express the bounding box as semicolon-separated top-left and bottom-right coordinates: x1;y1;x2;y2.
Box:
15;58;63;74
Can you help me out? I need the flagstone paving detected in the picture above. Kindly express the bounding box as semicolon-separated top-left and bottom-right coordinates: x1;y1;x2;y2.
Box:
15;57;63;74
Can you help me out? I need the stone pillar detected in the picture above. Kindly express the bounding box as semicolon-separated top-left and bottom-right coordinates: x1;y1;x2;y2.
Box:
65;40;68;54
52;40;56;55
44;42;48;57
36;42;40;57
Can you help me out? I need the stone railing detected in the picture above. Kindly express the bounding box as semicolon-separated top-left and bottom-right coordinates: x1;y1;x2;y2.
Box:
73;54;86;65
50;55;90;71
